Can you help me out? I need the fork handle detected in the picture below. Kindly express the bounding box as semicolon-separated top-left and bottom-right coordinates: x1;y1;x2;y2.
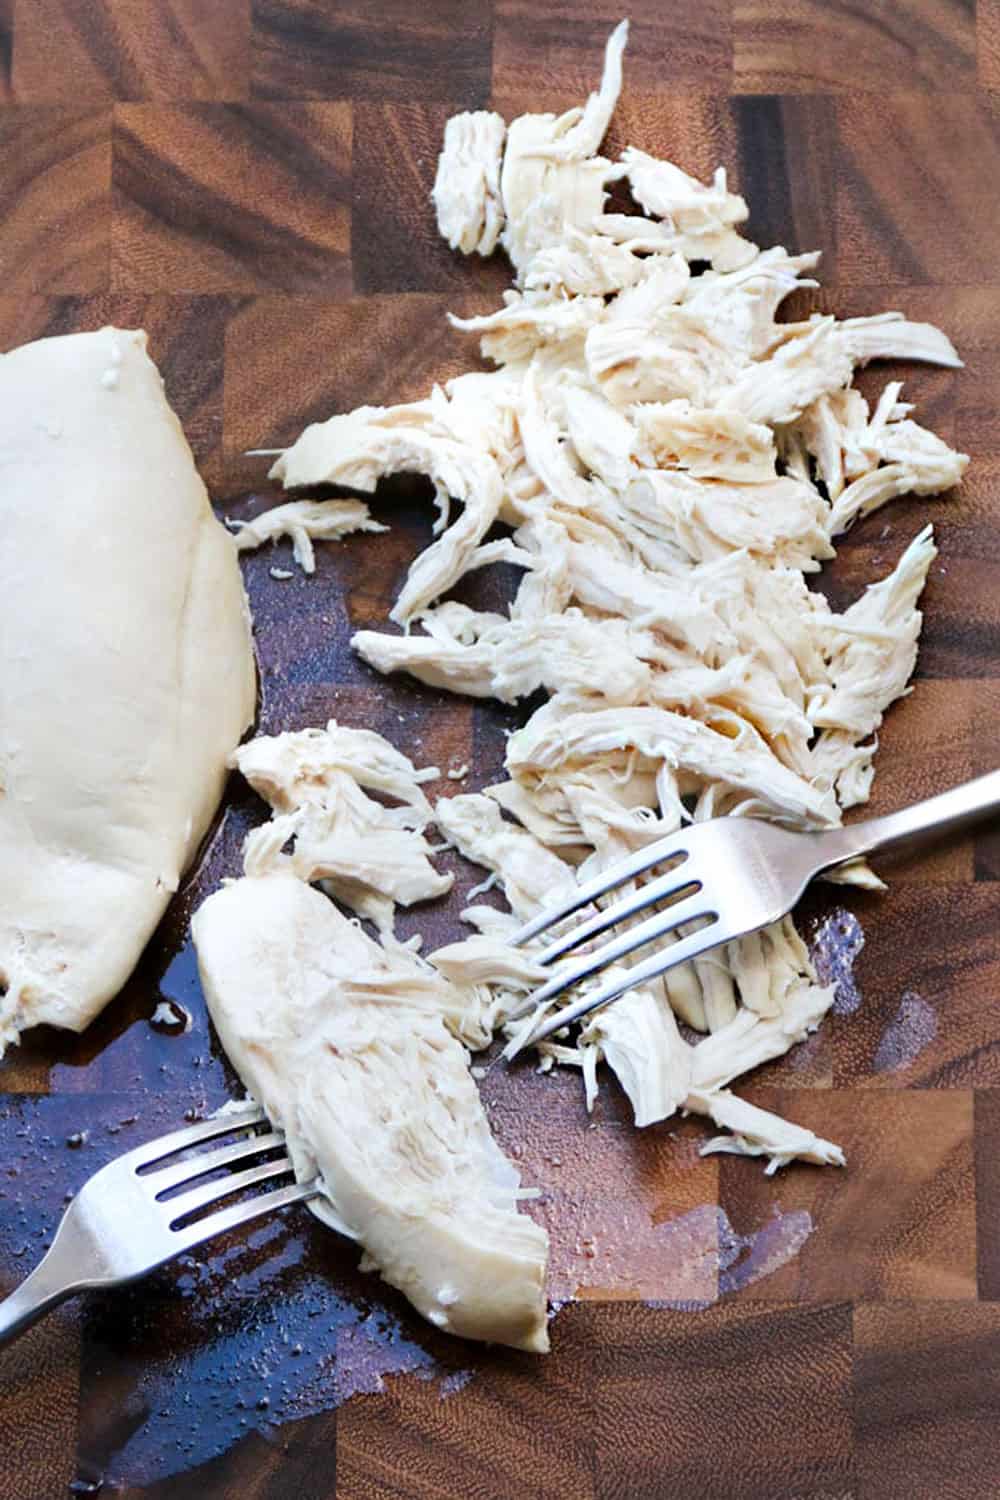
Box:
0;1244;81;1345
821;768;1000;867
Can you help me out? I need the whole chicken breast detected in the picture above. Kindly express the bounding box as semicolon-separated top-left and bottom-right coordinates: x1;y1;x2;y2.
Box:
0;328;255;1050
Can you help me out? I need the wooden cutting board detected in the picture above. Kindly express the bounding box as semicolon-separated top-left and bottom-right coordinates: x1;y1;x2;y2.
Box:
1;2;999;1496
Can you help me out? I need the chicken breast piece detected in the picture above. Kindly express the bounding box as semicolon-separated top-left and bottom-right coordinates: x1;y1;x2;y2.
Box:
0;328;255;1050
192;872;550;1353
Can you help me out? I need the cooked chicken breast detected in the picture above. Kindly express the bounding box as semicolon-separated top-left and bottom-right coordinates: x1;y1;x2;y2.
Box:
0;328;255;1050
192;871;549;1353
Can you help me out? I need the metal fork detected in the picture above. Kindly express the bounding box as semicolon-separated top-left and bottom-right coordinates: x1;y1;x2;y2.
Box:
505;769;1000;1052
0;1106;318;1344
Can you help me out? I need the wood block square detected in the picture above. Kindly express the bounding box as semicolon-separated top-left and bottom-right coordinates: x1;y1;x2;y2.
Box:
831;881;1000;1088
0;1311;80;1499
11;0;251;102
590;1300;854;1499
112;102;351;293
979;0;1000;88
854;1303;1000;1500
729;95;838;272
718;1088;976;1300
0;107;110;295
492;0;732;95
336;1301;597;1500
251;0;492;104
932;285;1000;457
836;94;1000;286
351;102;513;297
734;0;975;93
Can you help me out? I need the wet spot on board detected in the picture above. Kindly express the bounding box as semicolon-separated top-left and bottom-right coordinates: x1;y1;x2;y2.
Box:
333;1312;438;1401
548;1195;814;1309
0;1096;476;1489
438;1367;474;1400
639;1204;814;1304
873;991;937;1074
716;1205;814;1295
810;909;865;1014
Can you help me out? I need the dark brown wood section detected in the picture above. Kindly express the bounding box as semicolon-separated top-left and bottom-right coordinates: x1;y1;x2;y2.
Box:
1;2;1000;1496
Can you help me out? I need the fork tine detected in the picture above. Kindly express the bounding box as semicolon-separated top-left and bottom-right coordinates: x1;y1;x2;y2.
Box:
537;867;701;965
510;828;690;946
524;891;712;1012
507;920;727;1055
150;1132;286;1197
164;1157;295;1225
170;1178;321;1255
116;1106;267;1176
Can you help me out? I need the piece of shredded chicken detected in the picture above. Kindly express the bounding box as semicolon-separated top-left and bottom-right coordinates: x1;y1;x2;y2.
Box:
236;22;967;1195
228;498;386;574
232;722;453;938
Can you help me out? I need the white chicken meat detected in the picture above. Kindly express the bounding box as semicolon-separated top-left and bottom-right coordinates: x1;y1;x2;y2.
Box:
237;21;967;1179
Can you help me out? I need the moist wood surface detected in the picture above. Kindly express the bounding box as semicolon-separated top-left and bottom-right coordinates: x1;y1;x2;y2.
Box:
1;2;999;1496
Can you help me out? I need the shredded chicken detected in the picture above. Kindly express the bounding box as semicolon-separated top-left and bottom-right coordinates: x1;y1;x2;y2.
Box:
229;498;386;574
232;722;452;938
433;111;507;256
225;20;968;1255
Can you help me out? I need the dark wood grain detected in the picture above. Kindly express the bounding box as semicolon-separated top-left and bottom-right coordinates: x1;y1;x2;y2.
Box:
718;1089;976;1300
352;101;513;297
0;1311;79;1499
11;0;251;101
973;1090;1000;1296
832;883;1000;1087
590;1301;854;1499
491;0;733;94
251;0;493;104
734;0;976;93
836;93;1000;285
0;106;110;294
731;95;838;270
1;0;1000;1496
336;1303;597;1500
224;293;490;462
113;103;351;292
854;1303;1000;1500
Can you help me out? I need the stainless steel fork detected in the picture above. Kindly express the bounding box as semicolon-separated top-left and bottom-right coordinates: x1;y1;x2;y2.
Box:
505;768;1000;1052
0;1106;318;1344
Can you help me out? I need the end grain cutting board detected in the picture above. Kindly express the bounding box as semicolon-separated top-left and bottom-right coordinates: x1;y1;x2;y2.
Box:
0;2;999;1497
